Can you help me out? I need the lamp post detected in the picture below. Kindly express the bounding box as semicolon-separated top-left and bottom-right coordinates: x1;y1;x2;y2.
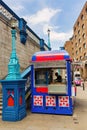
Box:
47;29;51;49
6;17;21;80
0;17;26;121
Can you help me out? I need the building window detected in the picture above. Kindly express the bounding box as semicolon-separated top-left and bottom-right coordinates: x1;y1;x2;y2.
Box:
78;30;80;35
82;24;85;29
81;14;84;20
80;56;83;60
77;21;80;26
76;50;78;55
78;39;81;43
84;52;86;57
82;33;86;39
79;47;82;52
83;43;86;49
74;27;76;32
75;43;78;47
84;52;87;59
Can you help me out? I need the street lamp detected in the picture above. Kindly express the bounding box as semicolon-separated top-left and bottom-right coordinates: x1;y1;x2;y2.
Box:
6;17;21;79
47;29;51;49
10;17;18;29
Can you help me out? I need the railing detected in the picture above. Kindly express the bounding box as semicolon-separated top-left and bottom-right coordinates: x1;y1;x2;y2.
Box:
0;1;50;50
21;66;32;100
0;0;40;43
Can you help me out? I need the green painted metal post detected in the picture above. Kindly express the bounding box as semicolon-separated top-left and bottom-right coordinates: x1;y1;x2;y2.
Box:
47;29;51;49
6;29;21;80
11;29;16;55
1;22;26;121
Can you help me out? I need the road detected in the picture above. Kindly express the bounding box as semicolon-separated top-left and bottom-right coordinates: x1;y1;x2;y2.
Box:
0;85;87;130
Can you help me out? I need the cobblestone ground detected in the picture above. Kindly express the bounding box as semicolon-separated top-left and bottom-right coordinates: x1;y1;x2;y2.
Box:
0;84;87;130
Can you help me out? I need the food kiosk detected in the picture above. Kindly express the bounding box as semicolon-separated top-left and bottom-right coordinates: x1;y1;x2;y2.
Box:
31;50;76;115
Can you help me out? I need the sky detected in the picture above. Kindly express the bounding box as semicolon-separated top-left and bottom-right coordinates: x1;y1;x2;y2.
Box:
3;0;87;50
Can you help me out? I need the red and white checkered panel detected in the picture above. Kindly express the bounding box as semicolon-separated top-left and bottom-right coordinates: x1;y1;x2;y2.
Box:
59;96;69;107
46;96;56;106
34;95;43;106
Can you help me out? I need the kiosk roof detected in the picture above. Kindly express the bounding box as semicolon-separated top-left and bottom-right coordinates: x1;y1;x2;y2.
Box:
31;50;70;62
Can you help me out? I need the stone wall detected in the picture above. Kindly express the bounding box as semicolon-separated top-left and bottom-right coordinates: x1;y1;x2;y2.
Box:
0;14;40;79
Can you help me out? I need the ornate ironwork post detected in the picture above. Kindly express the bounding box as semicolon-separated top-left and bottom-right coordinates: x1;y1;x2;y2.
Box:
0;17;26;121
6;29;21;80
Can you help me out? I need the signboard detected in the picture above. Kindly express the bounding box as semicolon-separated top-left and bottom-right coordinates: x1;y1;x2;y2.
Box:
33;60;66;68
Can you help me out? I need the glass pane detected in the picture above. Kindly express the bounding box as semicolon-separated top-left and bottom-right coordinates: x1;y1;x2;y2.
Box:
35;66;67;94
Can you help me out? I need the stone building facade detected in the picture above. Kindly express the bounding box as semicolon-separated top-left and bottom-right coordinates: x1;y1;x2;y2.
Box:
64;40;73;59
64;2;87;80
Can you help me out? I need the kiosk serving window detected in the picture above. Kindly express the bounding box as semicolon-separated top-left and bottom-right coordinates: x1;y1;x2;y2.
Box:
34;61;67;94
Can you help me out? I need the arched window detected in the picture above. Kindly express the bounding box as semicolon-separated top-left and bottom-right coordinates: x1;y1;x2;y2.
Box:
78;38;81;43
83;43;86;49
74;27;76;32
78;30;80;34
79;47;82;52
81;14;84;20
82;24;85;29
76;50;78;55
82;33;86;39
77;21;80;26
80;56;82;60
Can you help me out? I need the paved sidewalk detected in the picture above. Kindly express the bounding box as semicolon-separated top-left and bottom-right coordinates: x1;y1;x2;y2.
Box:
0;86;87;130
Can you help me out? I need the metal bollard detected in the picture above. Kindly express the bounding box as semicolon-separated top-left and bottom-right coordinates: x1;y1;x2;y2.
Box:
83;82;85;91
